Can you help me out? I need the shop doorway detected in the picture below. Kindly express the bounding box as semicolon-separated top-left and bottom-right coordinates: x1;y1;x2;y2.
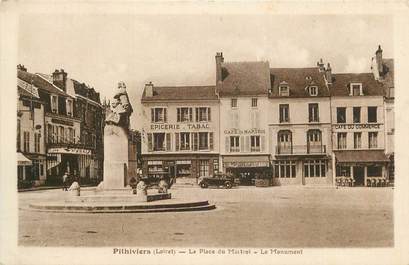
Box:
353;166;365;186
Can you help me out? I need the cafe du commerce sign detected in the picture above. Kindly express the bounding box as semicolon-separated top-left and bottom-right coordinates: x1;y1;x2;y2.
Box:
150;123;210;130
48;147;92;155
333;123;381;130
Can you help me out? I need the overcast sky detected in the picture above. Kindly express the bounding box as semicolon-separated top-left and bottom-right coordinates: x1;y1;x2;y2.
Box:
18;14;393;129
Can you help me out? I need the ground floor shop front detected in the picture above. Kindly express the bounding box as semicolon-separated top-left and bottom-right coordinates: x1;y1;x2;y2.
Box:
222;155;271;185
17;152;47;187
142;154;219;184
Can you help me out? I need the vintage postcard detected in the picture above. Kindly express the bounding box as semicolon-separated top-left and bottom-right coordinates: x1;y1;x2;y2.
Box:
0;1;408;265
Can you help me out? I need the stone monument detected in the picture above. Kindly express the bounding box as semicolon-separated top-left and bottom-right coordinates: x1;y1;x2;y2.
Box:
103;81;133;190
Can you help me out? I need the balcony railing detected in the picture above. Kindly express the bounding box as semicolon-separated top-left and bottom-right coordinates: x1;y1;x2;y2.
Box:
276;145;326;155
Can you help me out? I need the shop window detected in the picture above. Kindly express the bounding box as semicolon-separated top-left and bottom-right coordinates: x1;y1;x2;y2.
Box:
354;132;362;149
199;160;209;177
177;107;193;122
213;159;219;174
23;131;30;153
231;98;238;108
279;104;289;123
230;136;240;152
17;119;21;151
196;107;211;122
251;98;258;108
34;133;41;153
32;160;40;180
353;107;361;123
250;135;260;152
151;108;167;123
308;103;319;122
368;107;377;123
274;161;296;178
176;160;191;177
367;165;382;177
304;160;326;177
337;107;346;123
369;132;378;149
308;86;318;96
336;165;351;177
337;132;347;149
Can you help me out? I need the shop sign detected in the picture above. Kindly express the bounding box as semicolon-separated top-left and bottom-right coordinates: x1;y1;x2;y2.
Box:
224;161;269;168
224;128;265;135
176;160;191;165
333;123;381;130
150;123;210;130
51;118;74;127
48;147;91;155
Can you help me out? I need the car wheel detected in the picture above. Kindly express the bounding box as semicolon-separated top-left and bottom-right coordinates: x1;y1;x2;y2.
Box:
200;182;208;188
224;181;232;189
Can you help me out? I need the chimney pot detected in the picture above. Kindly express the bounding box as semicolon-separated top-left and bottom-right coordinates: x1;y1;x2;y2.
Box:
145;82;154;97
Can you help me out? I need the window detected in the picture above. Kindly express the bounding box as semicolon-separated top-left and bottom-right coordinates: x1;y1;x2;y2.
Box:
23;131;30;152
180;132;190;150
369;132;378;149
368;107;377;123
250;135;261;152
213;159;219;174
151;108;167;123
17;119;21;151
354;132;362;149
367;165;382;177
337;132;347;149
199;160;209;177
59;126;65;143
279;104;289;123
308;103;319;122
251;98;258;107
274;161;296;178
353;107;361;123
196;107;211;122
51;95;58;113
34;133;40;153
307;130;322;153
336;165;351;177
279;84;289;96
153;133;166;151
199;132;209;150
230;136;240;152
350;83;363;96
337;107;346;123
177;107;193;122
304;160;326;178
68;128;74;143
277;130;292;154
308;86;318;96
231;98;238;108
66;99;73;117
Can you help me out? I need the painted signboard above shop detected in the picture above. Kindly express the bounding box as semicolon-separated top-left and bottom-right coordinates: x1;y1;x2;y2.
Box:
48;147;92;155
332;123;382;130
150;123;211;131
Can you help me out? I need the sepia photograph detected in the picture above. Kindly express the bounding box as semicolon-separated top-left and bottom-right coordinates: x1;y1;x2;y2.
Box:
1;1;409;265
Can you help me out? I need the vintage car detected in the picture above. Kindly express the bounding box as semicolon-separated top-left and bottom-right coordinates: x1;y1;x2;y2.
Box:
198;172;236;189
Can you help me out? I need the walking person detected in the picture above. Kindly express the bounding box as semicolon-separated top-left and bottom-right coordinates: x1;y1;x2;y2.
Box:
62;172;69;191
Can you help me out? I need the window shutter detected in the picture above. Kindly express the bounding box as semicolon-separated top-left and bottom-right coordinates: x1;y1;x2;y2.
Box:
208;108;211;122
193;133;198;151
177;108;180;122
175;133;179;151
147;133;153;152
225;136;230;152
260;135;265;152
209;132;214;150
151;109;154;122
195;108;199;122
166;133;171;151
245;136;250;152
164;108;167;123
189;108;193;122
255;111;260;128
240;136;244;152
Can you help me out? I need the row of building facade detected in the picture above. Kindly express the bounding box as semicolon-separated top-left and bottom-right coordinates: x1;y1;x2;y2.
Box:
140;46;394;186
17;66;105;186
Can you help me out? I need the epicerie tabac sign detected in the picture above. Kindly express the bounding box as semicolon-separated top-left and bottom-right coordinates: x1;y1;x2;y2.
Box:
332;123;382;130
150;123;210;130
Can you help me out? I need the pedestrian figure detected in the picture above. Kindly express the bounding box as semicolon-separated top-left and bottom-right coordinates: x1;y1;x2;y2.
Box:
62;172;69;191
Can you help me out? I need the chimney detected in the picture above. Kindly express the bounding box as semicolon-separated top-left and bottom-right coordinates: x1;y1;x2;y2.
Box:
317;58;325;72
215;52;224;84
375;45;384;76
17;64;27;72
52;69;68;92
325;63;332;84
145;81;153;97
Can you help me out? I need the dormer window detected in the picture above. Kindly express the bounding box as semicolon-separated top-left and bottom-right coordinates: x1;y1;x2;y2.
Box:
279;82;289;96
308;86;318;96
349;83;363;96
50;95;58;113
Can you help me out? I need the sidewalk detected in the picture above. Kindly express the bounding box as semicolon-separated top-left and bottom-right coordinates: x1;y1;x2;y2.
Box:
18;184;97;192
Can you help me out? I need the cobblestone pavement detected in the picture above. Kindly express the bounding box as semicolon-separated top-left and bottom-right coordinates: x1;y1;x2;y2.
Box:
18;186;393;247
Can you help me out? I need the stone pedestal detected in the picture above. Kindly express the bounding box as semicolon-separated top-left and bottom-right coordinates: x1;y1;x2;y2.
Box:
103;125;129;189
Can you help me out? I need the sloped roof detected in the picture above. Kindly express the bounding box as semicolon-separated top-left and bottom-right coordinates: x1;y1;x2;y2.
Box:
72;79;101;104
330;73;384;97
269;67;329;98
219;61;271;97
141;85;218;102
17;70;71;97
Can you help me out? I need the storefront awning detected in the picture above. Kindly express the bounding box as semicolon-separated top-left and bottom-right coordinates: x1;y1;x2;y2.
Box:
334;150;389;163
17;152;32;166
223;155;270;168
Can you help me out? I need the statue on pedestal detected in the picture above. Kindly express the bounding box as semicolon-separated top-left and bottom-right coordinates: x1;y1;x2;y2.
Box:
105;81;133;128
